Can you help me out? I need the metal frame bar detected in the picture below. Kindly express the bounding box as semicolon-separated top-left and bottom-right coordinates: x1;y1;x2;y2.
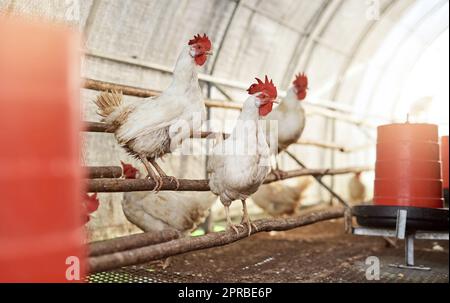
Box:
352;209;449;270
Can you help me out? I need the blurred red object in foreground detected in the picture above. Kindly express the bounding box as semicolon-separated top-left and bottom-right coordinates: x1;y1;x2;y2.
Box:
0;16;85;282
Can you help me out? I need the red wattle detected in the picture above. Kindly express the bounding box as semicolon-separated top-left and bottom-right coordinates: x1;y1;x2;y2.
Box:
259;102;273;116
297;89;307;100
195;54;207;66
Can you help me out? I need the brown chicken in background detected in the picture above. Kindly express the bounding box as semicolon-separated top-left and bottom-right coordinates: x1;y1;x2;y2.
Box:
251;177;313;217
348;172;367;205
120;162;216;236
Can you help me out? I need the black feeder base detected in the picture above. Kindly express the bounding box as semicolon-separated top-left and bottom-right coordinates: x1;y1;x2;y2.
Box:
351;205;449;270
444;188;449;208
352;205;449;231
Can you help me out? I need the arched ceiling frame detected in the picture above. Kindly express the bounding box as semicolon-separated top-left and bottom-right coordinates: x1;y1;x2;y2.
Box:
280;0;331;88
298;0;344;72
330;0;398;108
364;0;448;119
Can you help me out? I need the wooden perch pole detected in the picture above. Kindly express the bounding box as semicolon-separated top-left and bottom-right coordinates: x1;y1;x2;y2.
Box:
86;166;373;192
83;78;241;110
86;166;122;179
88;178;208;192
83;121;227;139
83;121;369;153
88;230;180;257
87;208;344;273
83;78;376;127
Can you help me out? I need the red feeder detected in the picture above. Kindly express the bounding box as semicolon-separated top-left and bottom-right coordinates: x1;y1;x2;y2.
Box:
374;123;444;208
441;136;449;190
0;17;85;282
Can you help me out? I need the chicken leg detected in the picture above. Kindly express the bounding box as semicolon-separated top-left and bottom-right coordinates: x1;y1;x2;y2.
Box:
224;205;239;234
240;199;257;236
270;155;287;180
138;155;162;191
149;158;180;190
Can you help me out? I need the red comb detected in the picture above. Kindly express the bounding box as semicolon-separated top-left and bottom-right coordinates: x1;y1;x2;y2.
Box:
85;193;99;213
247;75;277;100
83;193;99;223
293;73;308;90
188;33;212;50
121;161;139;179
293;73;308;100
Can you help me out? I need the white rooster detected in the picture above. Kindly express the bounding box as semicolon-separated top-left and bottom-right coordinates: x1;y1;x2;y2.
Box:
94;34;213;190
207;76;278;235
262;73;308;177
120;162;216;235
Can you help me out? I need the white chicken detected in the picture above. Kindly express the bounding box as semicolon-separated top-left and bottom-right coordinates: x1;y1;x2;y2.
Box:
251;177;312;217
94;34;213;190
348;172;367;205
120;162;216;235
262;73;308;177
207;76;278;235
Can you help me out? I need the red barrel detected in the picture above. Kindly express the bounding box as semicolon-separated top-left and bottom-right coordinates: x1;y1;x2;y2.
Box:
374;123;444;208
441;136;449;189
0;17;85;282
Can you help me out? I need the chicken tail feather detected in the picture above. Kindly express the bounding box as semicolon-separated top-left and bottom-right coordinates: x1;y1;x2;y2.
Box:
94;89;123;118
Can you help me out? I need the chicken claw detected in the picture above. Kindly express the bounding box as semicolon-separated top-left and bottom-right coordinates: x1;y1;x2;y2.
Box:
146;174;163;192
149;158;179;190
228;223;240;234
271;169;287;180
240;218;258;236
139;155;162;191
165;176;180;190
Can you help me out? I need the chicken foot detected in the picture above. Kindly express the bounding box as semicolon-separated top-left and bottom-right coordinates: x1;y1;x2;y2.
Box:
239;199;257;236
270;156;287;180
138;155;163;191
149;158;180;190
224;205;240;234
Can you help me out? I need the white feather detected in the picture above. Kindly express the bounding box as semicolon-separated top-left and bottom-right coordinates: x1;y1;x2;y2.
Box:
208;95;271;206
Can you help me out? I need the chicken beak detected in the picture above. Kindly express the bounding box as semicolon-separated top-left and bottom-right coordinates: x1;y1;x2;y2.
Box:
272;99;280;104
206;50;214;56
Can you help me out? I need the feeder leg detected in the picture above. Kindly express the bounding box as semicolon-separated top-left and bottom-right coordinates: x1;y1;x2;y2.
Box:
405;234;415;266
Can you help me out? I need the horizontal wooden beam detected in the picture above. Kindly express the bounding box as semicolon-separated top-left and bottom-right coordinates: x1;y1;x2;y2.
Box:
86;166;122;179
87;207;345;273
83;121;372;152
83;78;241;110
88;230;180;257
86;166;373;192
82;78;376;127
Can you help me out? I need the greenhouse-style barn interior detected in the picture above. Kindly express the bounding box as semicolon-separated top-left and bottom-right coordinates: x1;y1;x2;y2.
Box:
0;0;448;284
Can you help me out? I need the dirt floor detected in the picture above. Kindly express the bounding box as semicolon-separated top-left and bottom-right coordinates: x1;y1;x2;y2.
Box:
88;219;449;283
